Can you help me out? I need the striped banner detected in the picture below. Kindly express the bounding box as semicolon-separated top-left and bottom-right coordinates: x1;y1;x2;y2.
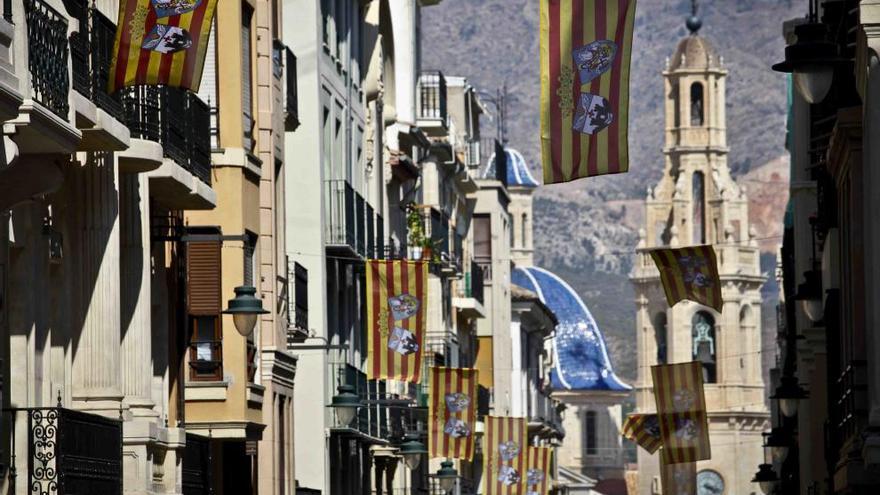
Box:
367;260;427;383
649;246;723;313
621;413;662;454
483;416;528;495
540;0;637;184
429;367;478;460
526;446;553;495
651;362;711;464
660;460;696;495
108;0;218;92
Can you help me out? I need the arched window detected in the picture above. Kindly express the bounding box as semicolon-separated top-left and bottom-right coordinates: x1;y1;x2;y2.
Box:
690;82;704;126
653;312;668;364
692;311;717;383
692;171;705;244
585;410;597;455
521;213;528;248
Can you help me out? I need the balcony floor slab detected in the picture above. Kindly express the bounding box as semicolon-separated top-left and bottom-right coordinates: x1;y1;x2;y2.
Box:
118;138;163;173
74;92;130;152
7;99;81;154
147;158;217;210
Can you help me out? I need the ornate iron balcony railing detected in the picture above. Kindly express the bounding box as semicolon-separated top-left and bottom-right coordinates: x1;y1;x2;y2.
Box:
120;86;212;185
24;0;70;118
5;406;123;494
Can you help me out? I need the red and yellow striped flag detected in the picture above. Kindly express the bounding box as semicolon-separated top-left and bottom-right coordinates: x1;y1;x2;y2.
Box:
540;0;637;184
649;246;723;313
483;416;528;495
429;367;478;460
652;362;711;464
526;446;553;495
661;460;696;495
622;413;662;454
367;260;427;383
108;0;218;92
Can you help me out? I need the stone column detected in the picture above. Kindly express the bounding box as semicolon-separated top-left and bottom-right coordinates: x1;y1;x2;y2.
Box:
119;173;156;416
859;4;880;464
71;153;124;412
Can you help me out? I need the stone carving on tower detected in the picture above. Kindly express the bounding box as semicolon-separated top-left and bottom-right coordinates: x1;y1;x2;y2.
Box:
629;11;770;495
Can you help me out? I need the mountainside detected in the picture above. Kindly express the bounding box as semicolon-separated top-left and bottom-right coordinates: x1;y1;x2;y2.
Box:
422;0;797;381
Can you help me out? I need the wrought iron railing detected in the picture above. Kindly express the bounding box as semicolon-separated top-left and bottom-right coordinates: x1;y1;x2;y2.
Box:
120;86;212;185
474;256;492;282
5;407;123;494
467;260;484;304
284;46;299;130
325;179;357;251
466;139;481;168
24;0;70;118
366;204;375;259
90;9;123;118
375;215;385;260
286;261;308;346
355;193;366;257
418;70;447;123
68;0;90;96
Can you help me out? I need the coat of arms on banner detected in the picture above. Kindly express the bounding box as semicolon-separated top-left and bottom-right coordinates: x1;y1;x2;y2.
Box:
444;418;471;438
498;465;521;486
151;0;202;17
387;327;419;355
572;40;617;84
142;24;193;53
388;293;420;321
573;93;614;134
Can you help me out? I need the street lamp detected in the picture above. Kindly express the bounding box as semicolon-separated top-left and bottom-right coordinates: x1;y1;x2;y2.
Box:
752;463;780;494
763;427;791;464
328;384;362;428
398;434;427;470
794;269;823;322
436;460;458;492
771;0;840;103
222;285;269;336
771;375;809;418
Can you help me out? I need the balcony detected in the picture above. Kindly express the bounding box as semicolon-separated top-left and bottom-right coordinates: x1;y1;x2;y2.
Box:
454;260;485;319
474;255;492;282
123;86;215;208
5;406;123;494
13;0;81;154
325;179;379;260
286;261;309;346
417;70;448;135
69;4;130;151
284;45;299;131
330;364;426;443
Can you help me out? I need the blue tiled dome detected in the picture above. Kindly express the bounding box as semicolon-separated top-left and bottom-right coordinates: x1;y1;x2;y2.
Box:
482;148;540;188
512;266;631;392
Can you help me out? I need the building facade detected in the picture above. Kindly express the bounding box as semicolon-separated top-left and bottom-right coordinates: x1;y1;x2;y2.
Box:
631;19;769;495
763;1;880;493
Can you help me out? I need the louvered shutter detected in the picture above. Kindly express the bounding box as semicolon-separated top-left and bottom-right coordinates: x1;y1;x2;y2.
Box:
187;241;222;315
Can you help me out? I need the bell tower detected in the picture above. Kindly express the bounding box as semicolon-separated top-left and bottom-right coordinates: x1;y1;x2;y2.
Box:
630;7;770;495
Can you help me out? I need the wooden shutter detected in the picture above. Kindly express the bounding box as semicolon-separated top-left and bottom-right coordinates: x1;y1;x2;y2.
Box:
241;5;253;151
196;19;218;149
187;241;222;315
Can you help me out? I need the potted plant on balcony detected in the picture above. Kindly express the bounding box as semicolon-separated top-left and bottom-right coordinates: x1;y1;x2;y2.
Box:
406;204;441;263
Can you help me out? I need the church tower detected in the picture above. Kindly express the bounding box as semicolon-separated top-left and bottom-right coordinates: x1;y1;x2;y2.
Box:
630;11;769;495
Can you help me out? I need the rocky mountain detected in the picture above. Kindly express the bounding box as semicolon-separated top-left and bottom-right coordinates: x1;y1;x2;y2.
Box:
422;0;799;381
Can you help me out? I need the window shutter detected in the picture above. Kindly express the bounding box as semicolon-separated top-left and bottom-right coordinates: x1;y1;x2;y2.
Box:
197;20;218;149
187;241;222;315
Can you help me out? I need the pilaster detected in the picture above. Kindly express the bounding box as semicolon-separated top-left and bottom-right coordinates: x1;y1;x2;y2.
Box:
70;152;124;413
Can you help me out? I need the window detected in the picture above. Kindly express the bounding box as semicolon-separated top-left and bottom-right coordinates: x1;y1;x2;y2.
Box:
186;236;223;381
585;410;597;455
521;213;528;249
190;316;222;380
242;4;254;152
690;82;704;126
654;313;668;365
473;215;491;259
692;171;705;244
692;311;717;383
321;0;330;47
243;232;256;286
